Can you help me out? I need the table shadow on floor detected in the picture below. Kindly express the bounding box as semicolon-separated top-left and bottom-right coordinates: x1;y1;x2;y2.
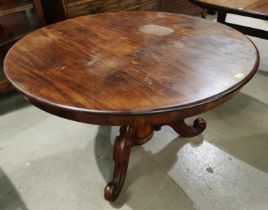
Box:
0;168;29;210
200;92;268;174
0;92;30;115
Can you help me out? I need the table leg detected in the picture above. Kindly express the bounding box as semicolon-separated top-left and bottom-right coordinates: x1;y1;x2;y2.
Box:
104;124;154;201
104;119;206;201
169;118;207;137
201;11;207;19
104;126;136;202
217;11;227;23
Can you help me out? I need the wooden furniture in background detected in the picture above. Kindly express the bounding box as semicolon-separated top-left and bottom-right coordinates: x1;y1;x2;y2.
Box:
5;12;259;201
42;0;206;24
190;0;268;39
0;0;45;94
159;0;205;16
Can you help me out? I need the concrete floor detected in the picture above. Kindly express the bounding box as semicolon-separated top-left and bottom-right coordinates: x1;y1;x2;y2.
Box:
0;15;268;210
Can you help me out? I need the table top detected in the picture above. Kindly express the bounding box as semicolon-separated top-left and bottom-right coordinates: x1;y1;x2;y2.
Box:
4;12;259;116
190;0;268;20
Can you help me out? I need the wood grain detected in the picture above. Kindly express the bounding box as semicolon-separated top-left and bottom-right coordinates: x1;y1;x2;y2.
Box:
66;0;157;17
4;12;259;123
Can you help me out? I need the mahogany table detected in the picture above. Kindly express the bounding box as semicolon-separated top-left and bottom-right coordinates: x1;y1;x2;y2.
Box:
189;0;268;39
4;12;259;202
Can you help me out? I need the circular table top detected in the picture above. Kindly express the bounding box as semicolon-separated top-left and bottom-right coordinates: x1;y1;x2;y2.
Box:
4;12;259;116
190;0;268;20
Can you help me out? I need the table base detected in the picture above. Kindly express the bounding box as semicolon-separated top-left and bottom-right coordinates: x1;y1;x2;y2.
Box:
104;117;207;202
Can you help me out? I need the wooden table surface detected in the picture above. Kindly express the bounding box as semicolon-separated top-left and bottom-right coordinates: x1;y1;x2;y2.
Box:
4;11;260;202
190;0;268;20
4;12;259;118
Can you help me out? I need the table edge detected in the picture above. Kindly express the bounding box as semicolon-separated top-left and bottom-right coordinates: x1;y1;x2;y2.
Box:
5;53;259;116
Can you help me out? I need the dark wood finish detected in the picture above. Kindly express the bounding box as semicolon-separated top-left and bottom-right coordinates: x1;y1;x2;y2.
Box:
170;118;206;137
159;0;205;16
66;0;157;18
217;11;226;23
0;0;46;94
32;0;46;26
104;126;136;201
0;12;33;47
42;0;158;23
42;0;205;24
105;117;206;201
189;0;268;39
4;12;259;201
0;1;33;17
41;0;66;23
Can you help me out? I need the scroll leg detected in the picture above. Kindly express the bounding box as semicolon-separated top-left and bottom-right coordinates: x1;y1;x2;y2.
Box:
170;118;207;137
104;126;136;202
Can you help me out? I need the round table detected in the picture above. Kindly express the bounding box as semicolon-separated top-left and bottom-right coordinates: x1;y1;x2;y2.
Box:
4;12;259;202
189;0;268;39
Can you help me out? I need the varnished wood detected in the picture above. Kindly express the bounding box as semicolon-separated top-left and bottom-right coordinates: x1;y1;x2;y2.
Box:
134;124;154;145
66;0;158;18
190;0;268;39
170;118;207;137
4;12;259;122
4;12;259;201
105;116;206;201
104;126;136;201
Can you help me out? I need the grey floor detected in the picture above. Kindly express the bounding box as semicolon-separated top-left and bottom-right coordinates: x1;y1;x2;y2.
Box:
0;15;268;210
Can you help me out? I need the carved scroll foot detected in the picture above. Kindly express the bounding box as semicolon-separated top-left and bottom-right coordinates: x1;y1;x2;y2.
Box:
170;118;207;137
104;126;136;202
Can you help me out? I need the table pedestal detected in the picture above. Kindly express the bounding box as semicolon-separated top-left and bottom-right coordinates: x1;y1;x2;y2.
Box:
104;117;207;201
